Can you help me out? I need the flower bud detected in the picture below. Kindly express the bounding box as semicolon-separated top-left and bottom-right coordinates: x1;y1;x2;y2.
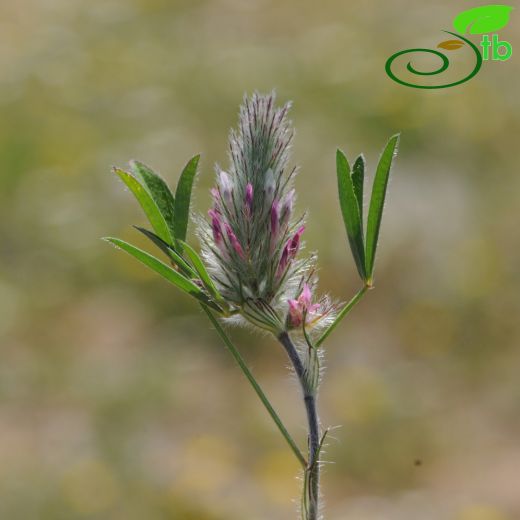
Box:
264;168;275;202
288;225;305;258
277;245;290;278
208;209;223;245
277;226;305;278
218;171;233;205
280;189;295;230
225;223;245;259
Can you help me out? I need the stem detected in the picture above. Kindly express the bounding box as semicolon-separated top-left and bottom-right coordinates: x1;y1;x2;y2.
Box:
316;285;369;347
201;305;307;468
278;332;321;520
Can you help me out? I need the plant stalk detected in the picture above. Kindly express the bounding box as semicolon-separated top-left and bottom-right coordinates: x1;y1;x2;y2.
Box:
201;305;307;468
278;331;321;520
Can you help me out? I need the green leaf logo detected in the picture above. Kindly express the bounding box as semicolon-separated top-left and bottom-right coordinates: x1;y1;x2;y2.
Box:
453;5;513;35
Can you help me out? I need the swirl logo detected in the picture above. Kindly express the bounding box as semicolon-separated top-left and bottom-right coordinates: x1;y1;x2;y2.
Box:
385;5;514;89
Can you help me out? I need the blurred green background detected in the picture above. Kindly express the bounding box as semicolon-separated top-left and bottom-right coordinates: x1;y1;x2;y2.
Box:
1;1;519;519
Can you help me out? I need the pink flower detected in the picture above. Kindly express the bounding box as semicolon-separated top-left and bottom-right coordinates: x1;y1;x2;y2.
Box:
208;209;222;245
225;223;245;259
276;225;305;278
288;283;320;327
288;225;305;257
277;245;290;278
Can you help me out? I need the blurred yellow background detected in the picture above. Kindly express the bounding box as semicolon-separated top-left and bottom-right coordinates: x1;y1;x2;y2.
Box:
1;1;519;519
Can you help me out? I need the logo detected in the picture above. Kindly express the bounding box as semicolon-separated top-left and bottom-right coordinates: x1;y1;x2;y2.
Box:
385;5;513;89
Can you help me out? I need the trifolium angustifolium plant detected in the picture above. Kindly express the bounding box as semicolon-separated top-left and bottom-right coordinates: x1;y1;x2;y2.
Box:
105;92;399;520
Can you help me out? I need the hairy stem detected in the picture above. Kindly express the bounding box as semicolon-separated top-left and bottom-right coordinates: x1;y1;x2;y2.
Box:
202;305;307;468
278;331;321;520
316;285;369;347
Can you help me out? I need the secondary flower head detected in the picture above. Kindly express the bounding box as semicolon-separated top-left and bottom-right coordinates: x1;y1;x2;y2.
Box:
288;283;320;328
197;92;330;333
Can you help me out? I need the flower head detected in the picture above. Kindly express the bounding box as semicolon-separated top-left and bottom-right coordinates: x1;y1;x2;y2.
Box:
198;92;328;333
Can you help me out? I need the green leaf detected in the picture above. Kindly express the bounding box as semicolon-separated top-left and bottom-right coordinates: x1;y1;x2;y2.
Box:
453;5;513;35
352;154;365;235
114;168;173;244
129;160;176;240
174;155;200;248
133;226;195;277
179;240;223;302
336;149;366;280
103;237;221;312
365;134;399;283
